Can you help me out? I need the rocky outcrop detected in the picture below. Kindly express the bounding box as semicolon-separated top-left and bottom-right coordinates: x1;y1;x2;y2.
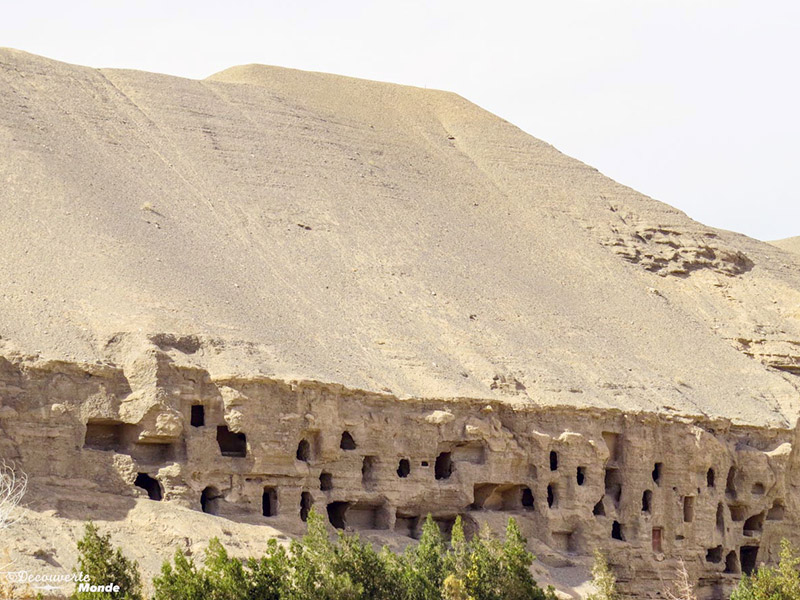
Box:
601;225;753;277
2;347;799;599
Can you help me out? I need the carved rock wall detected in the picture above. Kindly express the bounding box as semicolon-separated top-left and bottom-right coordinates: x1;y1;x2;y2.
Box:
2;351;799;599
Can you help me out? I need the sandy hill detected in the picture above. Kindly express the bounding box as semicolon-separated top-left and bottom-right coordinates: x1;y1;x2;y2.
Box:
1;48;799;426
772;236;800;254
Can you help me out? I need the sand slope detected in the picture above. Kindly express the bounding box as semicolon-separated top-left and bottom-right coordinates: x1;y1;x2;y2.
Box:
772;236;800;254
1;49;799;426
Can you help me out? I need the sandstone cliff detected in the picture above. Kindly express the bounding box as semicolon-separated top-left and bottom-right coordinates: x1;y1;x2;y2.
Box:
1;49;800;598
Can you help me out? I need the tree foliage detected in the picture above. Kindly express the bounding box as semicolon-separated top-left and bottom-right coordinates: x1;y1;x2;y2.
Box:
77;510;559;600
72;522;143;600
586;549;618;600
731;539;800;600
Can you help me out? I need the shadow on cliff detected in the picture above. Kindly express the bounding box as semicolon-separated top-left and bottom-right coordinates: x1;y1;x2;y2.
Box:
24;482;139;523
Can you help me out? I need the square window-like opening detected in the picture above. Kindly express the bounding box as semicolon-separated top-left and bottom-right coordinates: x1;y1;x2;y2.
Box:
217;426;247;457
190;405;205;427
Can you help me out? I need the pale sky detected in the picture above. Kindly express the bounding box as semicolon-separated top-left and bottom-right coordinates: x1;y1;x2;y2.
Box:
3;0;798;241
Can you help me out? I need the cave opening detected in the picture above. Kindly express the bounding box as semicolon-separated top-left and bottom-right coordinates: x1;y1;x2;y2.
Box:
652;528;662;553
726;466;737;497
397;459;411;478
706;546;723;563
190;405;205;427
652;462;663;485
134;473;162;501
340;431;357;450
435;452;453;480
602;432;621;462
593;500;605;516
296;439;311;462
683;496;695;523
300;491;313;522
740;546;759;575
522;487;534;509
642;490;652;513
319;472;333;491
216;426;246;457
262;487;277;517
707;467;715;487
743;512;765;536
767;501;785;521
724;551;739;574
605;468;623;506
201;486;221;515
327;501;349;529
547;484;557;509
576;466;586;486
612;521;624;541
84;421;126;451
362;456;378;487
549;451;558;471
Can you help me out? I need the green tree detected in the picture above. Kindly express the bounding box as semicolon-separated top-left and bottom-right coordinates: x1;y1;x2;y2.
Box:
464;524;503;600
402;514;447;600
152;549;210;600
731;539;800;600
246;538;290;600
202;538;250;600
443;573;472;600
500;518;554;600
331;531;402;600
586;549;618;600
72;522;143;600
288;508;359;600
444;516;470;580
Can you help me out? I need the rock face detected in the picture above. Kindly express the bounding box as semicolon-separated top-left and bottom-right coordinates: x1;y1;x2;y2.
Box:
1;49;800;598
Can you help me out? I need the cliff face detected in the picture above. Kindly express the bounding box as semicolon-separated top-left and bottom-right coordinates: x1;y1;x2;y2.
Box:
1;49;800;598
3;347;799;598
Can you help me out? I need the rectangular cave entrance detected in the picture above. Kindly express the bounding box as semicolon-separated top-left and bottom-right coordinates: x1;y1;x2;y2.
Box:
216;426;247;457
471;483;530;511
262;487;277;517
84;421;127;451
190;405;205;427
652;528;663;553
395;512;419;538
348;503;390;530
604;468;623;507
602;432;621;463
740;546;759;575
553;530;577;553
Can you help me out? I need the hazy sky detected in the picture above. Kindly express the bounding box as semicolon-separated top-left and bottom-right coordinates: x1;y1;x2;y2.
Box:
3;1;798;240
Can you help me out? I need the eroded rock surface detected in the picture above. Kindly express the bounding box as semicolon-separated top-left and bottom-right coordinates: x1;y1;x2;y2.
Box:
2;347;800;599
1;49;800;598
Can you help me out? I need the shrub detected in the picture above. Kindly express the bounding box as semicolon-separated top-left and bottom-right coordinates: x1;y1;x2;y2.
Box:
0;461;27;531
586;549;618;600
72;522;142;600
152;548;210;600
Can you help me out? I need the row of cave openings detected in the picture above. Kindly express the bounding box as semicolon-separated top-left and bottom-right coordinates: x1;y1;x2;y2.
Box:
198;436;577;536
90;415;788;568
